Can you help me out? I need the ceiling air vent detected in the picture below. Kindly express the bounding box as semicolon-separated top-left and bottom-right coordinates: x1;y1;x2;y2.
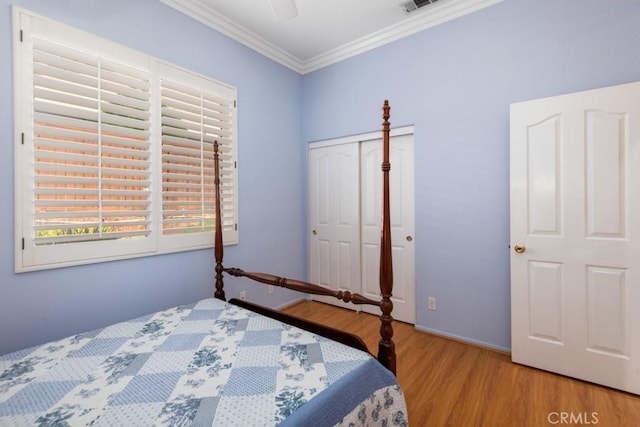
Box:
401;0;440;14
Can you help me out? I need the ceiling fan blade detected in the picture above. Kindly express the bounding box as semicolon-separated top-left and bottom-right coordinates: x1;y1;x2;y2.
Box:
270;0;298;21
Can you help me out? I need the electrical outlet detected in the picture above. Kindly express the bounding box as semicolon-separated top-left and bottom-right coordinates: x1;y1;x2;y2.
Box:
427;296;437;311
239;291;246;301
268;285;274;295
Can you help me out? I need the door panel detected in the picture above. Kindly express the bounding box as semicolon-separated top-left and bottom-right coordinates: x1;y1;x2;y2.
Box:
586;266;627;356
510;81;640;395
526;115;561;235
309;143;360;309
527;261;563;344
585;110;626;237
360;135;415;324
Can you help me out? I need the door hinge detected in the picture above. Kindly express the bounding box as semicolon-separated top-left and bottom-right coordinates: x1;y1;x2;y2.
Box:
234;100;237;108
20;29;23;42
234;161;237;169
21;132;24;145
22;238;25;250
235;224;238;231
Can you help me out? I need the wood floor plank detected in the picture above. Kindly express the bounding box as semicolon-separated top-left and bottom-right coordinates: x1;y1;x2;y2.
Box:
282;300;640;426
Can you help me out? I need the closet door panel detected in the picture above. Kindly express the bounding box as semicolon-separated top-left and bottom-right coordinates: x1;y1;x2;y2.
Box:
309;143;361;310
360;136;415;324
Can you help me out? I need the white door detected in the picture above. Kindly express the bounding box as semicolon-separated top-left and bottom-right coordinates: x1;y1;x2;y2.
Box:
309;142;361;310
360;135;415;324
510;82;640;395
309;133;415;323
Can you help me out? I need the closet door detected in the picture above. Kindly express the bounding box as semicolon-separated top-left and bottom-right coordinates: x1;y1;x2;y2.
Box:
309;133;416;323
308;142;361;310
360;135;415;324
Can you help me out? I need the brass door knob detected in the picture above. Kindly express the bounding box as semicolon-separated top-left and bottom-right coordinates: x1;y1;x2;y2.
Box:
406;235;413;242
312;229;317;235
514;244;525;254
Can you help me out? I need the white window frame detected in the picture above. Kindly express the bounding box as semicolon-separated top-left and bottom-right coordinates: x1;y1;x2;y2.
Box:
14;7;238;273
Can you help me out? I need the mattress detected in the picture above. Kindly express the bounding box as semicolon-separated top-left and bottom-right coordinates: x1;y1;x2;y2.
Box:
0;298;407;426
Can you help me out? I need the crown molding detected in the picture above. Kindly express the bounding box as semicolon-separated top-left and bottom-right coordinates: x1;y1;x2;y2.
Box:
159;0;305;72
159;0;503;75
301;0;504;74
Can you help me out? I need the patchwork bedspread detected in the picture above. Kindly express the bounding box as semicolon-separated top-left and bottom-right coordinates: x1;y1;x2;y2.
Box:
0;298;407;426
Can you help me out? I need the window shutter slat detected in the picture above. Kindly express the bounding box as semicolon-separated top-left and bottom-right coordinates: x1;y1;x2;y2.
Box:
102;111;149;129
100;123;150;141
102;91;150;113
34;99;99;122
34;75;98;100
35;126;99;144
34;113;98;134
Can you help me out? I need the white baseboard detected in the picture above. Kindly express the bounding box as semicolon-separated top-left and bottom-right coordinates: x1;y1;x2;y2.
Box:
414;325;511;354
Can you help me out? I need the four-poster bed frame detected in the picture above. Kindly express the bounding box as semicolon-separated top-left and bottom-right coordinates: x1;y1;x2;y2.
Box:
212;100;398;374
0;101;406;426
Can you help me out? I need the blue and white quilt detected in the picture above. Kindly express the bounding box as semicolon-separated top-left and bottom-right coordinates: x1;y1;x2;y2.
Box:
0;298;407;426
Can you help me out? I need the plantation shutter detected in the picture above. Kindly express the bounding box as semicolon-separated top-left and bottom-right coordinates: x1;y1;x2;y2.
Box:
161;79;236;237
16;8;239;271
32;37;151;246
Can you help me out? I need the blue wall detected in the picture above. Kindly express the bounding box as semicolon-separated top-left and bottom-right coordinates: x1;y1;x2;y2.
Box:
302;0;640;351
0;0;304;355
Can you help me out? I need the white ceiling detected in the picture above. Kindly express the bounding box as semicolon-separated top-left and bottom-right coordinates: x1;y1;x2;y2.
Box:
159;0;502;74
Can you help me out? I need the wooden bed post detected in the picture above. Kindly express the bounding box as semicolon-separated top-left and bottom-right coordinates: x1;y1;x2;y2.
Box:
378;100;397;374
213;141;226;301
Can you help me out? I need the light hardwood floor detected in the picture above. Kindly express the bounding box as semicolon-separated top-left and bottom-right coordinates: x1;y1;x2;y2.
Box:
282;300;640;427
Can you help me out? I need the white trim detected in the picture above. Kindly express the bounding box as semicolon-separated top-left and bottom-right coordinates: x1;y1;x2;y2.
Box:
13;5;27;273
274;297;310;311
302;0;504;74
159;0;503;74
414;324;511;353
158;0;301;72
308;125;415;150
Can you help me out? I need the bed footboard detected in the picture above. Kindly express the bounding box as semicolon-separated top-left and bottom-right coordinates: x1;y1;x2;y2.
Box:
225;268;381;306
228;298;369;353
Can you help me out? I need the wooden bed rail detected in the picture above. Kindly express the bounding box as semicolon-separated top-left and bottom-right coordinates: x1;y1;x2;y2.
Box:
211;100;397;374
224;268;381;306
